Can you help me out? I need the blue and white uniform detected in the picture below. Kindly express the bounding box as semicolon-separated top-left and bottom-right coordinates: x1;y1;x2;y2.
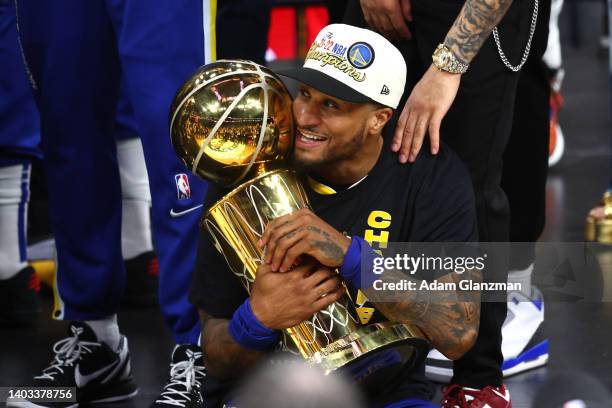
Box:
0;0;40;280
17;0;217;344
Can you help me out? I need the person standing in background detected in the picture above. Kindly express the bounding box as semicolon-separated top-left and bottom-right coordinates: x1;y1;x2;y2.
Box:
0;0;42;327
426;0;552;385
10;1;274;406
345;0;546;406
2;0;158;322
10;1;214;406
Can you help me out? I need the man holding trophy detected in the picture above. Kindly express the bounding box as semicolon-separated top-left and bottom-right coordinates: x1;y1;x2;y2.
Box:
173;24;482;407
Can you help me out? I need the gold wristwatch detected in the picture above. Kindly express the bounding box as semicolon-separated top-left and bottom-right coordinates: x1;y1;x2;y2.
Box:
432;44;469;74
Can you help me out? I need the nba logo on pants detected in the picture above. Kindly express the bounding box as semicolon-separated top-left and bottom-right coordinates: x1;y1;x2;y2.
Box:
175;174;191;200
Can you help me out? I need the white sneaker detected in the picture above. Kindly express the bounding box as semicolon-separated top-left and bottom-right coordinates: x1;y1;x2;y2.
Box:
425;287;548;382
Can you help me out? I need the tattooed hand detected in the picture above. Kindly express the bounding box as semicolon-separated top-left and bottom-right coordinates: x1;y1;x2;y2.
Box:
258;208;351;272
199;261;344;378
392;0;513;163
250;261;344;329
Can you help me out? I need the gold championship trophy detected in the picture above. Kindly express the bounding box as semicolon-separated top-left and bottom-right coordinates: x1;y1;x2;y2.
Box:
170;60;428;383
586;192;612;243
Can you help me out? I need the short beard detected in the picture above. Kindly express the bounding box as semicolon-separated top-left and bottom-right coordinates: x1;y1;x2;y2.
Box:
290;124;366;175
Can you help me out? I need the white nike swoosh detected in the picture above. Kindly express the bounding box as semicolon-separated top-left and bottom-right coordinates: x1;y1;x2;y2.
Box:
75;359;119;388
101;338;128;384
170;204;204;218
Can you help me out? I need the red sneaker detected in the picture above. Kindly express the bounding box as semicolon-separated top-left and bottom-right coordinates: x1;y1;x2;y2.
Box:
441;384;512;408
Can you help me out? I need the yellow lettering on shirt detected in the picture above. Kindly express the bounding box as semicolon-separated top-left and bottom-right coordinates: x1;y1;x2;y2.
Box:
367;210;392;229
357;210;392;324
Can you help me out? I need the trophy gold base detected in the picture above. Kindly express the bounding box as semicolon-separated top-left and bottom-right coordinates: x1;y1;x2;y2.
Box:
309;322;429;374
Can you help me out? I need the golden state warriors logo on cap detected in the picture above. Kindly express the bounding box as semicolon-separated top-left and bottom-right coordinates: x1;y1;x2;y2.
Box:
291;24;407;108
348;42;375;69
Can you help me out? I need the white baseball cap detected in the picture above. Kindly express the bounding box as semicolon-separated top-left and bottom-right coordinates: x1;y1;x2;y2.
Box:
279;24;406;109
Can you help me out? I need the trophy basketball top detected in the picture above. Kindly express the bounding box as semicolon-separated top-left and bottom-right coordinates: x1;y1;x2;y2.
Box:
169;60;294;187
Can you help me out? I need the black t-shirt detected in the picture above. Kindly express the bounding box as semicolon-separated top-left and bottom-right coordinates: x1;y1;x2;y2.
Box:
190;125;478;405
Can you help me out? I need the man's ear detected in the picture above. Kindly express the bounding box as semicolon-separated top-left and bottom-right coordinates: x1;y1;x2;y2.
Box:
368;106;393;134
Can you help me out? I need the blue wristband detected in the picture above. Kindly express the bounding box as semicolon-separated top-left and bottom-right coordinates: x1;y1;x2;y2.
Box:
228;299;280;352
339;236;381;290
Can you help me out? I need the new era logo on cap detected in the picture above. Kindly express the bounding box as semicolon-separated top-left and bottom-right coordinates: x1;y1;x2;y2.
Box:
294;24;407;109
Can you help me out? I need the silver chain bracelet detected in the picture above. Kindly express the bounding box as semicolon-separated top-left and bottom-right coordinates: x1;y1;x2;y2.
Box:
492;0;539;72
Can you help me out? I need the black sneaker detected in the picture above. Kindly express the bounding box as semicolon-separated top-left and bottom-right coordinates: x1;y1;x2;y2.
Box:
0;266;41;327
151;345;205;408
7;321;138;408
122;251;159;307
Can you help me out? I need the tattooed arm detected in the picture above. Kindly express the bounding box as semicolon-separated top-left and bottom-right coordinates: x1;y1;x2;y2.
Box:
392;0;514;164
258;209;480;359
445;0;514;65
258;208;480;359
199;310;265;379
364;268;481;360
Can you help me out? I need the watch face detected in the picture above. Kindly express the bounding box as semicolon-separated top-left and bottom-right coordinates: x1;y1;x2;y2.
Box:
433;48;450;67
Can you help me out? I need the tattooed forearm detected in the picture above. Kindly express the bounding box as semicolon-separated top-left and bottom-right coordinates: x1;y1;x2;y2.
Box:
199;310;265;379
444;0;514;64
364;269;481;360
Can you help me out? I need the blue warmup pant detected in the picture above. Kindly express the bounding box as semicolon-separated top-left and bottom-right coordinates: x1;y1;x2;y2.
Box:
17;0;216;344
1;1;40;272
114;81;139;143
0;1;36;286
0;0;40;161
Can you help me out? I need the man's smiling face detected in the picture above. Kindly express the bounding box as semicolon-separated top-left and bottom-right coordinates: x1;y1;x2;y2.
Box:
291;83;374;172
